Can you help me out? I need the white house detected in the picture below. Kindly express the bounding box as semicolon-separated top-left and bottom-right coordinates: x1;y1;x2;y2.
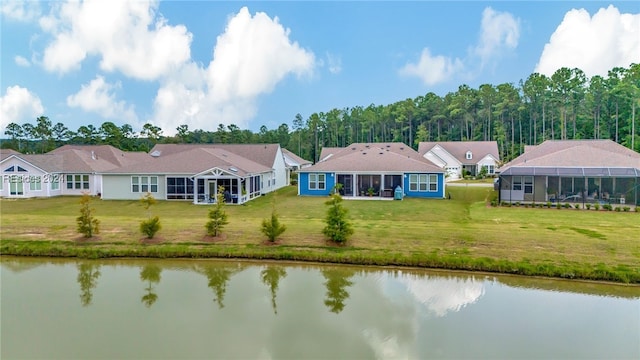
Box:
1;143;289;205
418;141;500;180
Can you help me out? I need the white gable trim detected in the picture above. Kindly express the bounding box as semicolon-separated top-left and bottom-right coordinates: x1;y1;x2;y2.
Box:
0;154;50;174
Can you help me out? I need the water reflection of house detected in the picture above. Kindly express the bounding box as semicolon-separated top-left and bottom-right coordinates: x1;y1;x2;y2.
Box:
498;140;640;206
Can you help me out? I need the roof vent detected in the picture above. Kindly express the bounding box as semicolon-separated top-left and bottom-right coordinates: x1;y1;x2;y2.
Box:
91;151;96;160
150;150;161;157
229;167;238;172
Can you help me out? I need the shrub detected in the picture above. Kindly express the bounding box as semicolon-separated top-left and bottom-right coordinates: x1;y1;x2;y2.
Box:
594;203;600;211
563;203;571;209
77;193;100;238
546;201;551;208
261;210;287;242
603;204;613;211
586;204;591;210
574;203;580;209
140;216;161;239
623;206;630;212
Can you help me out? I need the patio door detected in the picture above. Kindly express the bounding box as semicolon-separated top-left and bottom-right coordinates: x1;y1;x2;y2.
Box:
337;174;353;196
208;180;217;202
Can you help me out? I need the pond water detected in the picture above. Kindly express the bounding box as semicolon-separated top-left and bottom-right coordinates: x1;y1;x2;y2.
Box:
1;257;639;359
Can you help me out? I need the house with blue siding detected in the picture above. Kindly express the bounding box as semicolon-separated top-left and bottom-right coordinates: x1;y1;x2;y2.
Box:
298;143;446;199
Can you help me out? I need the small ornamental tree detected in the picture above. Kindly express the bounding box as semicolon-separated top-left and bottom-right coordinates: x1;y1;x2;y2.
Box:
139;192;161;239
323;193;353;244
261;209;287;242
77;193;100;238
206;185;229;237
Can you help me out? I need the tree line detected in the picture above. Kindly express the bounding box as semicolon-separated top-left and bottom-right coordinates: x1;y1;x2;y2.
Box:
3;64;639;162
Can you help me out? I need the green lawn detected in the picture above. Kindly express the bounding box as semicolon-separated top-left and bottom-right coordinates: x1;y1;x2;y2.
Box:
2;185;639;283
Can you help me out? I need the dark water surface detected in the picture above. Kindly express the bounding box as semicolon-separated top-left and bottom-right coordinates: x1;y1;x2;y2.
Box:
1;257;638;359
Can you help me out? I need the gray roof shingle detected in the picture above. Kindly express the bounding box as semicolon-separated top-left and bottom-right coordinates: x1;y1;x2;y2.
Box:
303;143;444;173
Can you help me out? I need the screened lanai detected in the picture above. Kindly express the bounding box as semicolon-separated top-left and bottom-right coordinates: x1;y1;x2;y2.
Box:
498;167;640;206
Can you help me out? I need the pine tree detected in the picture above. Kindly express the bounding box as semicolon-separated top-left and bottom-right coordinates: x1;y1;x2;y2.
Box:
206;186;229;237
323;193;353;244
261;209;287;242
139;192;161;239
76;193;100;238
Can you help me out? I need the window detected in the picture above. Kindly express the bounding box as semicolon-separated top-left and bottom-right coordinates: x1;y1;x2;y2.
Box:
9;176;23;195
132;176;158;193
482;165;495;175
409;174;438;192
429;174;438;191
466;151;472;160
67;174;89;190
29;176;42;191
51;176;59;191
4;165;27;172
513;176;522;191
309;173;326;190
524;176;533;194
167;177;194;199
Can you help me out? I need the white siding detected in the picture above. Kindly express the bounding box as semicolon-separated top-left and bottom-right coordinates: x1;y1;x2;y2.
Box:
0;157;49;198
102;174;167;200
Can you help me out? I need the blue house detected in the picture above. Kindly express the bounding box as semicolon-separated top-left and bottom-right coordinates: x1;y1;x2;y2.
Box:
298;143;446;199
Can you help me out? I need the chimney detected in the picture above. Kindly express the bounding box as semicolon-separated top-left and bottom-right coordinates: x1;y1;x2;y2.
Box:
91;151;96;160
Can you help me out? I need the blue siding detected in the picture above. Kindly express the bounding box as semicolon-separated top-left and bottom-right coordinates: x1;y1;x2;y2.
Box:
298;172;335;196
403;173;445;198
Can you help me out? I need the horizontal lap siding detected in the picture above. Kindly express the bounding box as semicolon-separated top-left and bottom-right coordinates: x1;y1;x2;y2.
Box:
403;173;445;199
298;172;334;196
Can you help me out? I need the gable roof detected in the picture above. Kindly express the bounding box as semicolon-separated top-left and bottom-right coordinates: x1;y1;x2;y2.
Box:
302;143;444;173
149;143;280;168
499;140;640;175
1;145;149;173
104;146;271;176
318;147;343;162
418;141;500;164
0;148;21;161
282;148;312;167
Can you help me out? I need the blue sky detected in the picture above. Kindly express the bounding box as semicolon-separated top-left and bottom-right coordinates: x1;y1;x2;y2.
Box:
1;1;639;136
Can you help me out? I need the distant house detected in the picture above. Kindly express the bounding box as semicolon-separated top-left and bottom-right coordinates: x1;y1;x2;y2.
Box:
281;148;312;184
0;145;148;198
101;143;288;204
298;143;446;199
418;141;500;180
497;140;640;206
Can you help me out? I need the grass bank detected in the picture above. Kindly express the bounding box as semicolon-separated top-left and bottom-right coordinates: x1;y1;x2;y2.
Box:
2;186;639;284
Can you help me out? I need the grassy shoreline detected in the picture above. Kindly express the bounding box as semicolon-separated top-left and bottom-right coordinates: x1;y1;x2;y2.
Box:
2;186;639;284
2;239;638;284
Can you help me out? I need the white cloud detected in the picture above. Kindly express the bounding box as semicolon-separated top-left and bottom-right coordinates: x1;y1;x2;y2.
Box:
326;52;342;75
152;6;315;133
14;55;31;67
474;7;520;67
400;275;485;317
0;86;44;128
535;5;640;77
66;76;138;123
399;48;464;85
1;0;41;22
400;7;518;85
40;0;192;80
